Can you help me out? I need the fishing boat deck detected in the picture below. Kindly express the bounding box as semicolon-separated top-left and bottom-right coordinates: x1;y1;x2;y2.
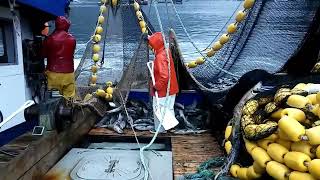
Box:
88;128;223;179
0;108;97;180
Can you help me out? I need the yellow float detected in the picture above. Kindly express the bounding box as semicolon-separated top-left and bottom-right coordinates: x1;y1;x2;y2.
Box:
308;159;320;179
283;151;311;172
251;147;271;168
224;141;232;155
98;15;105;24
278;116;305;142
230;164;240;177
288;171;316;180
95;26;104;34
236;11;246;22
267;143;288;163
92;53;100;62
266;161;290;180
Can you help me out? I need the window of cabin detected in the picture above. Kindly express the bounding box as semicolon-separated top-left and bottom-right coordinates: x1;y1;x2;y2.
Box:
0;19;16;65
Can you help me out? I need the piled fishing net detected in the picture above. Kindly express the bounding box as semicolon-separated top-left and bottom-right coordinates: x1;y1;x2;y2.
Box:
214;72;320;179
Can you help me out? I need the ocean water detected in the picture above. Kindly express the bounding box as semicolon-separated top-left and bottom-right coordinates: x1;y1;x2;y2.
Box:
68;0;242;83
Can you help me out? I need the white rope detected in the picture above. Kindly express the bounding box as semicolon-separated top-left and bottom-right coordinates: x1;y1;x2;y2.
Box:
168;0;240;78
0;100;35;129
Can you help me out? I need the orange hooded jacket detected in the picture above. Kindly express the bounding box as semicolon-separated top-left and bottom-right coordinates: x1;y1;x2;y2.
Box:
148;32;179;97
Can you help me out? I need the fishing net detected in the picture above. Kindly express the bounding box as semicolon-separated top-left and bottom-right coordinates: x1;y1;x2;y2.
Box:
112;4;150;105
74;3;151;116
113;34;149;105
146;0;320;94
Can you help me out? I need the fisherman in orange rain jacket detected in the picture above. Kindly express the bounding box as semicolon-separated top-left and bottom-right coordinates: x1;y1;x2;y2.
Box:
148;32;179;132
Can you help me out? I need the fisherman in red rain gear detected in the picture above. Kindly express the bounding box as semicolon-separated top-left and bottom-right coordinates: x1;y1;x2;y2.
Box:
148;32;179;132
42;16;76;99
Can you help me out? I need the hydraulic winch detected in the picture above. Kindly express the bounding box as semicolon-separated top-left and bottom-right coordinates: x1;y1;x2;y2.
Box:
24;90;74;133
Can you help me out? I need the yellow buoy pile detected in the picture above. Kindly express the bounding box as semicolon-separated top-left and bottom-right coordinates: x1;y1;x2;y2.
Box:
225;83;320;180
89;0;108;86
95;81;114;101
186;0;255;69
133;1;148;34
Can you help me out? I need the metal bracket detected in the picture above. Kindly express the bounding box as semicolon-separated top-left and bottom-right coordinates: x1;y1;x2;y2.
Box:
32;126;44;136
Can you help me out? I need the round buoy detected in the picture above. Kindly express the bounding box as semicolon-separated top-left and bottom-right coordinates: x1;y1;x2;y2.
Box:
139;21;146;29
112;0;118;7
106;81;113;87
100;5;107;13
95;26;103;34
106;87;113;94
134;2;140;11
213;41;223;51
98;15;105;24
93;44;101;53
96;89;106;97
91;74;98;84
236;10;246;22
92;53;100;62
219;34;230;45
93;34;102;42
187;61;197;68
206;48;216;57
105;93;113;101
141;27;147;33
91;65;98;73
195;57;205;65
136;11;143;21
244;0;255;9
227;23;237;34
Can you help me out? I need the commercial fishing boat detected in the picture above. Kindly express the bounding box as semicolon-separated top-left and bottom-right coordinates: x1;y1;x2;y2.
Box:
1;0;320;179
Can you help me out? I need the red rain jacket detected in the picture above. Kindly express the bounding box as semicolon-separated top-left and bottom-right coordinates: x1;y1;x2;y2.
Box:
42;16;76;73
148;32;179;97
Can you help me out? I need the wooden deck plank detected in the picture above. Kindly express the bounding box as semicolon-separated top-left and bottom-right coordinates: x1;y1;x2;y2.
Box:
0;107;97;180
88;128;223;178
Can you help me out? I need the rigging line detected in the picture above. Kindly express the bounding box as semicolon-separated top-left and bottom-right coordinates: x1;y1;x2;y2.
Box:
100;5;110;67
165;0;173;29
168;0;240;78
183;1;243;55
148;0;154;17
